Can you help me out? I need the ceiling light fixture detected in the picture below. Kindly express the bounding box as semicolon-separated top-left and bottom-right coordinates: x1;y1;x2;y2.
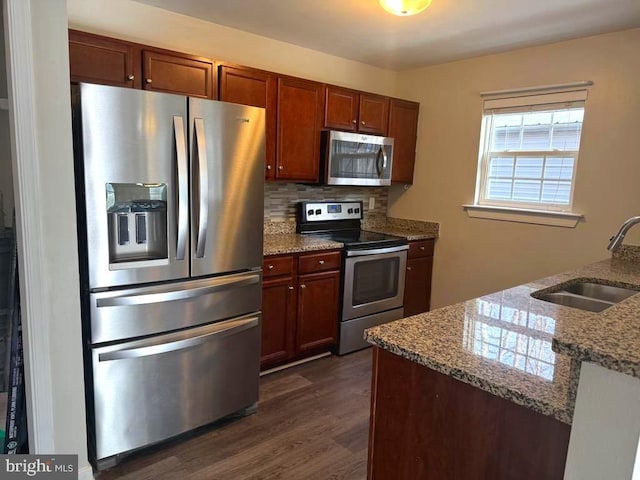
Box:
379;0;433;16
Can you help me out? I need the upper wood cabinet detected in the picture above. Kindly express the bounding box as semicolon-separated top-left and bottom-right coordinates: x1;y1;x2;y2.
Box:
68;30;214;99
324;86;359;132
69;30;141;88
389;98;420;184
324;86;389;136
218;64;277;178
276;77;324;182
142;50;214;99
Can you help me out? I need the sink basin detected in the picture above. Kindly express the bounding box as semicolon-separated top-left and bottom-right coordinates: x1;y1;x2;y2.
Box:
535;292;612;313
533;280;640;312
563;282;639;303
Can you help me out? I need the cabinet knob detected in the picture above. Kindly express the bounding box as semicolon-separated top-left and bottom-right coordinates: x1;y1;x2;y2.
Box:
278;165;284;170
300;284;306;289
361;121;366;126
266;165;272;170
146;78;153;84
267;265;274;270
420;246;425;251
288;286;294;290
127;74;135;81
407;266;412;271
352;119;357;124
318;260;325;265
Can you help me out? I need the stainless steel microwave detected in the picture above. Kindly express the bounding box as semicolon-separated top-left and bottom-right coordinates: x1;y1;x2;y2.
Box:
322;130;394;186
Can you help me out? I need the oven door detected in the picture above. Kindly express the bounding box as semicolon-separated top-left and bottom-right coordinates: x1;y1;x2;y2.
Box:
342;245;407;321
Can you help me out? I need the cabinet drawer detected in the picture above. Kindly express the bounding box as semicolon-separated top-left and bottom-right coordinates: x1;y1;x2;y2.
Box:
408;239;435;259
263;255;295;278
298;251;342;274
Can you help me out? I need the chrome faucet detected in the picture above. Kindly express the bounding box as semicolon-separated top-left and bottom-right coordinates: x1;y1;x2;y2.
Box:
607;216;640;252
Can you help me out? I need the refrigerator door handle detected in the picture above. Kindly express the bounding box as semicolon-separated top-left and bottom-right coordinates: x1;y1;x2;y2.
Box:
95;271;260;308
97;315;259;361
194;117;208;258
174;116;188;260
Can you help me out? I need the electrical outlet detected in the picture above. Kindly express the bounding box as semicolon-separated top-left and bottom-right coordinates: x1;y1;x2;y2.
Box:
369;196;375;210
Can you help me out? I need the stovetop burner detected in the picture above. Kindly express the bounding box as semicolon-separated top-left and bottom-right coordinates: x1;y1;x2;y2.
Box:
296;201;408;250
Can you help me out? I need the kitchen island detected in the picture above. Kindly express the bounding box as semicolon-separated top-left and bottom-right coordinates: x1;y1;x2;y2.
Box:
365;250;640;479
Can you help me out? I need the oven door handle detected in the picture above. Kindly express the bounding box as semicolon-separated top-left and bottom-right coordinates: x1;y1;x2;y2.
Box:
346;244;409;257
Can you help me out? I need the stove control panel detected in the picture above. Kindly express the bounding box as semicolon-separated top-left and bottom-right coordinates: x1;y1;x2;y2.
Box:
299;201;362;222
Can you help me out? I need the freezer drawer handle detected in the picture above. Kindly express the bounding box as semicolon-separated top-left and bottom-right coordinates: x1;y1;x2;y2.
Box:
95;273;260;308
194;117;208;258
98;315;259;362
174;116;188;260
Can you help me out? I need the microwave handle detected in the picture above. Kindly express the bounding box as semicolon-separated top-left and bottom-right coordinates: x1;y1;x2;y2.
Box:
376;146;384;178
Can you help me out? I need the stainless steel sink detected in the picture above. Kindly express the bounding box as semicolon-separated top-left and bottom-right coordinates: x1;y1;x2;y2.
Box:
563;282;639;303
533;281;640;312
535;292;612;313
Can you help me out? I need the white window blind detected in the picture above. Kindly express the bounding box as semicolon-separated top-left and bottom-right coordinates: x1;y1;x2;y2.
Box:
476;89;587;211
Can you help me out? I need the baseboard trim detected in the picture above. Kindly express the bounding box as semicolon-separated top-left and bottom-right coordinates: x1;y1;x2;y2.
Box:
78;465;95;480
260;352;332;376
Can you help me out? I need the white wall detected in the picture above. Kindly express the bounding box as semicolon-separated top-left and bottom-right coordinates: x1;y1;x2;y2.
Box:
389;28;640;308
66;0;398;96
564;362;640;480
5;0;90;476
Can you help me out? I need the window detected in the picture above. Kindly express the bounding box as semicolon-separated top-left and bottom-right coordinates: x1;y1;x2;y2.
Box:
466;87;588;227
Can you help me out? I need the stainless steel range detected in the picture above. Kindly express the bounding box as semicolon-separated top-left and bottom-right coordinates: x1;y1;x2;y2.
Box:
297;201;408;355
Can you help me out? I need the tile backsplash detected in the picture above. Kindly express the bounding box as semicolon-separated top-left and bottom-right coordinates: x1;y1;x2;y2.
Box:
264;183;388;222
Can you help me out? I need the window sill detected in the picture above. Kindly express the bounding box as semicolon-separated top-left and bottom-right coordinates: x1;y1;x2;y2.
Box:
462;204;583;228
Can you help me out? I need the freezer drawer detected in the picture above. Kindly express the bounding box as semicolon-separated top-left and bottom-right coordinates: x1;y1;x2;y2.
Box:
89;271;261;343
92;314;260;462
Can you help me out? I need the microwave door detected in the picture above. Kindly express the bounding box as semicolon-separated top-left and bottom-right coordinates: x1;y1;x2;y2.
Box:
189;98;266;278
74;83;190;290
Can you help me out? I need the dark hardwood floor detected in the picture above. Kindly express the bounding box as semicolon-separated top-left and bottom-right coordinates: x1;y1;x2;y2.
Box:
98;349;372;480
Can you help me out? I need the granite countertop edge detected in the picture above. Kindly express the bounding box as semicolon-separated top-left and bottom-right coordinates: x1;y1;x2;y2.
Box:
551;338;640;378
366;332;572;424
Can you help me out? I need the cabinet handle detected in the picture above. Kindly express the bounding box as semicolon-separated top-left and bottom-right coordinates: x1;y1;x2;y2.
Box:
127;74;135;81
288;286;294;290
407;266;412;271
318;260;325;265
267;265;274;270
146;78;153;84
419;246;425;251
266;165;272;170
300;284;306;289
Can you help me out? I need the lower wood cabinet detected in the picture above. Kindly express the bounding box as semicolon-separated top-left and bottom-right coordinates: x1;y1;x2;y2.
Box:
403;239;435;316
368;348;570;479
261;250;340;370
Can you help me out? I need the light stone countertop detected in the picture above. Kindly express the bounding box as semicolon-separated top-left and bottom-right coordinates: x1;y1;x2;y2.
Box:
263;217;439;256
365;254;640;424
263;233;342;256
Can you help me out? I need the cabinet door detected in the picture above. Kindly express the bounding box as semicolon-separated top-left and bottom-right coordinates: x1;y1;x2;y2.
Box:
261;276;297;370
296;270;339;354
324;86;358;132
219;65;277;179
359;93;389;136
389;99;420;184
404;256;433;316
142;50;214;99
69;30;141;88
276;77;324;182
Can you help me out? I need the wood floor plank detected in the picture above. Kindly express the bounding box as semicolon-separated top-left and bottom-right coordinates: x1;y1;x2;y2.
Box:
98;349;372;480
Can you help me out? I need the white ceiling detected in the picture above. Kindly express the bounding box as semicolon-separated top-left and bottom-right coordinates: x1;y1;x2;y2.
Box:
134;0;640;70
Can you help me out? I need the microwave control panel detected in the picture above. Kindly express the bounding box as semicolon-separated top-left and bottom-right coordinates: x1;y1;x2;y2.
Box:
300;201;362;222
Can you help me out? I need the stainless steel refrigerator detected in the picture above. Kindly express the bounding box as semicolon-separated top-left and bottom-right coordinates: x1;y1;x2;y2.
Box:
71;83;265;469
